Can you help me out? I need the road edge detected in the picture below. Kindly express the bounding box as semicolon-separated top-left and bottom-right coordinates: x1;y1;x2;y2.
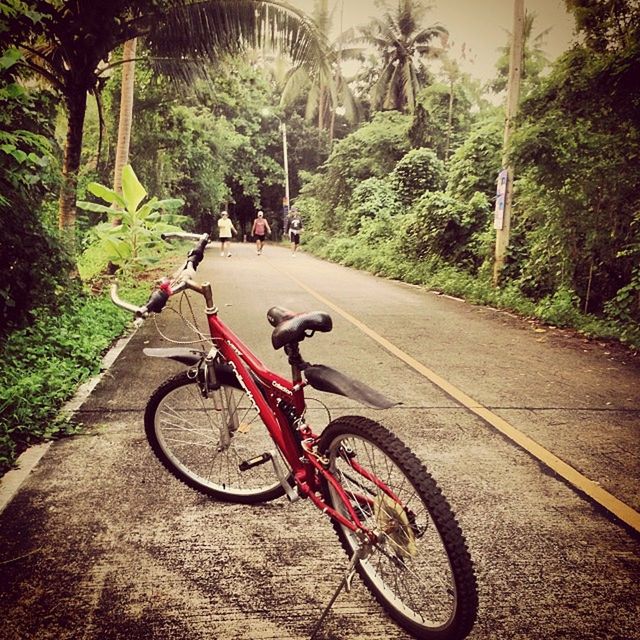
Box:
0;327;138;515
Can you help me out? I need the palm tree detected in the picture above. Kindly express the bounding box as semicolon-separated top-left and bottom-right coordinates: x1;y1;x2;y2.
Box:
490;11;551;95
112;38;137;201
359;0;447;113
6;0;326;240
280;0;363;136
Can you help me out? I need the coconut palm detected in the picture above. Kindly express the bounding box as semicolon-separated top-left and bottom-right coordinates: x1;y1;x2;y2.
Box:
5;0;326;239
359;0;447;113
280;0;363;136
490;10;551;95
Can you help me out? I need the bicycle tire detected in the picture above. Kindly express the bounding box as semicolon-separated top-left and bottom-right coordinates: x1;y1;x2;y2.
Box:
318;415;478;640
144;369;287;504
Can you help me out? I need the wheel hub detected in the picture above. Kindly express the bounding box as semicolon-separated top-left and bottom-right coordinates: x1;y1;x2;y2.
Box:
374;494;417;559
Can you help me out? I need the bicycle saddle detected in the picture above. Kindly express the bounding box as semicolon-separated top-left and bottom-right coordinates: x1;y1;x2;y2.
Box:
267;306;333;349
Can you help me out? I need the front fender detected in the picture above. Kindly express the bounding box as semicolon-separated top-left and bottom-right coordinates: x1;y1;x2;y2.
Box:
143;348;244;391
143;347;205;366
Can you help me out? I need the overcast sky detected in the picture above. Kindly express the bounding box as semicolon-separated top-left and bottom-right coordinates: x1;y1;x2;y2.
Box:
288;0;576;83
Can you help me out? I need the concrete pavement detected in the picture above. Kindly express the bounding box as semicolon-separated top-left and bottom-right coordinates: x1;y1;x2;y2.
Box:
1;241;639;640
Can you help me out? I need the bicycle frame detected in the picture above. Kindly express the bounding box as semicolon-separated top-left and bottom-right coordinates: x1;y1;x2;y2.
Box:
206;311;386;540
110;231;400;542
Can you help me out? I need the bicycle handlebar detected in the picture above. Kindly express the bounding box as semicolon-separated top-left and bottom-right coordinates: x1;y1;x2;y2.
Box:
110;232;210;318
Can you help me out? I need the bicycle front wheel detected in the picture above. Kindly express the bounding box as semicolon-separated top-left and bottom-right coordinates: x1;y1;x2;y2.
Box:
318;416;478;640
144;370;286;504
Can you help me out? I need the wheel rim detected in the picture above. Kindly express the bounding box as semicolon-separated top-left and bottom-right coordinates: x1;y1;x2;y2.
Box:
154;382;283;497
326;433;459;631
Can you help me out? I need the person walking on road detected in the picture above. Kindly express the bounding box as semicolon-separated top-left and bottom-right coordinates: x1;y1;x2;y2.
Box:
217;211;236;257
251;210;271;255
287;207;304;256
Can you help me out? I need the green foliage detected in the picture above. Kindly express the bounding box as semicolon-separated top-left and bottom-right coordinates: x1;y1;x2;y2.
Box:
301;111;411;230
402;191;472;263
390;147;445;206
0;285;144;473
533;287;583;326
604;210;640;346
446;114;503;202
510;41;640;320
565;0;639;52
342;177;401;235
76;165;186;277
408;80;477;159
0;15;71;335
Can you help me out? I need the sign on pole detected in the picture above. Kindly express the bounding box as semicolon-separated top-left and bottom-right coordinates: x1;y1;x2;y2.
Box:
494;169;508;230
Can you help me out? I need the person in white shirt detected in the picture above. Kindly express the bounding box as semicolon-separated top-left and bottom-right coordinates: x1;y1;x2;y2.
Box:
217;211;236;257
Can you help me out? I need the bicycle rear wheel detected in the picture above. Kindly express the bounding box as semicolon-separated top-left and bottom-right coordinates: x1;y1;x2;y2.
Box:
318;416;478;640
144;370;286;504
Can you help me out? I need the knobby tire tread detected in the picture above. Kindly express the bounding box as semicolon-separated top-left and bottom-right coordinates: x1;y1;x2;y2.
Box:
319;415;478;640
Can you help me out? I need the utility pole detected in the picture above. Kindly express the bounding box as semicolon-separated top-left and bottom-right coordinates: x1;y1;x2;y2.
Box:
493;0;525;285
281;120;290;227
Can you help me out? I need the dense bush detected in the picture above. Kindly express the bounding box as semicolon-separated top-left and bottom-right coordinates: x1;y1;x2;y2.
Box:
299;111;411;231
0;199;72;336
390;147;445;206
510;42;640;323
403;191;469;261
446;114;502;203
0;41;71;336
342;177;401;235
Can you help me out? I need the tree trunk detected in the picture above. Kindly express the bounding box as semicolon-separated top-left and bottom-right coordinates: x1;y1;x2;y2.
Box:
58;87;88;239
113;38;137;196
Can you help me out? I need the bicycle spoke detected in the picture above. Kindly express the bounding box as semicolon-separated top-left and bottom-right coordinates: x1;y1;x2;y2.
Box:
147;375;288;502
319;418;476;636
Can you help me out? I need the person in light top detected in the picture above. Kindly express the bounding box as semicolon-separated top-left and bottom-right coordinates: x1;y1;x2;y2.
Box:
217;211;236;257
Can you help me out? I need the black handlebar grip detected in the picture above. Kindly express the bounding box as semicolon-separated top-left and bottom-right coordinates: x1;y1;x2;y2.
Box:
187;237;208;268
145;289;170;314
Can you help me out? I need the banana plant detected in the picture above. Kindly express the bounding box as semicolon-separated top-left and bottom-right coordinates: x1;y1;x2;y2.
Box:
77;164;186;272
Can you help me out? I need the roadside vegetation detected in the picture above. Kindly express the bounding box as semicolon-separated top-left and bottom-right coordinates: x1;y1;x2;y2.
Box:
1;0;638;472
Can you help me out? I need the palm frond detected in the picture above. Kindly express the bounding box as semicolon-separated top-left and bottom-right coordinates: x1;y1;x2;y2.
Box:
305;82;320;121
372;62;395;110
143;0;329;84
413;25;448;45
280;65;311;106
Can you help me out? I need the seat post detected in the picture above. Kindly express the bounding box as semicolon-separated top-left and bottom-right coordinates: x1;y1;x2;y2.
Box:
284;342;307;384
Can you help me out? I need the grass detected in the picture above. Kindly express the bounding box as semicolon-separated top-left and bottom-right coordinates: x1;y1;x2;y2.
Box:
0;260;176;476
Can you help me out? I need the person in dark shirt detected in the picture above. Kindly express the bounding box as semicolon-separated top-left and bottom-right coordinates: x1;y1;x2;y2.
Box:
287;207;304;256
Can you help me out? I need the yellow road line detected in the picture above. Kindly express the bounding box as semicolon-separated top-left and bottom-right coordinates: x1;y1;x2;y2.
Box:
283;269;640;535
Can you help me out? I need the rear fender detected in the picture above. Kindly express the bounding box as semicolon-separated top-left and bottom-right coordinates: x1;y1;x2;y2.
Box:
304;364;398;410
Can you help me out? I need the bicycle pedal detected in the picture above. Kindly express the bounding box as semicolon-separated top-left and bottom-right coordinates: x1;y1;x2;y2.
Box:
238;452;272;471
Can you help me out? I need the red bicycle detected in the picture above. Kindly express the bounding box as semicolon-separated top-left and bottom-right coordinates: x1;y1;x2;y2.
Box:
111;232;478;640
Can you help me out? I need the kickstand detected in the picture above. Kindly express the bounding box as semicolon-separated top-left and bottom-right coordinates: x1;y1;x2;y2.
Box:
309;546;365;640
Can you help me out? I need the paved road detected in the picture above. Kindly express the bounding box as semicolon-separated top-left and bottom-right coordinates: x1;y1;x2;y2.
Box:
1;242;639;640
